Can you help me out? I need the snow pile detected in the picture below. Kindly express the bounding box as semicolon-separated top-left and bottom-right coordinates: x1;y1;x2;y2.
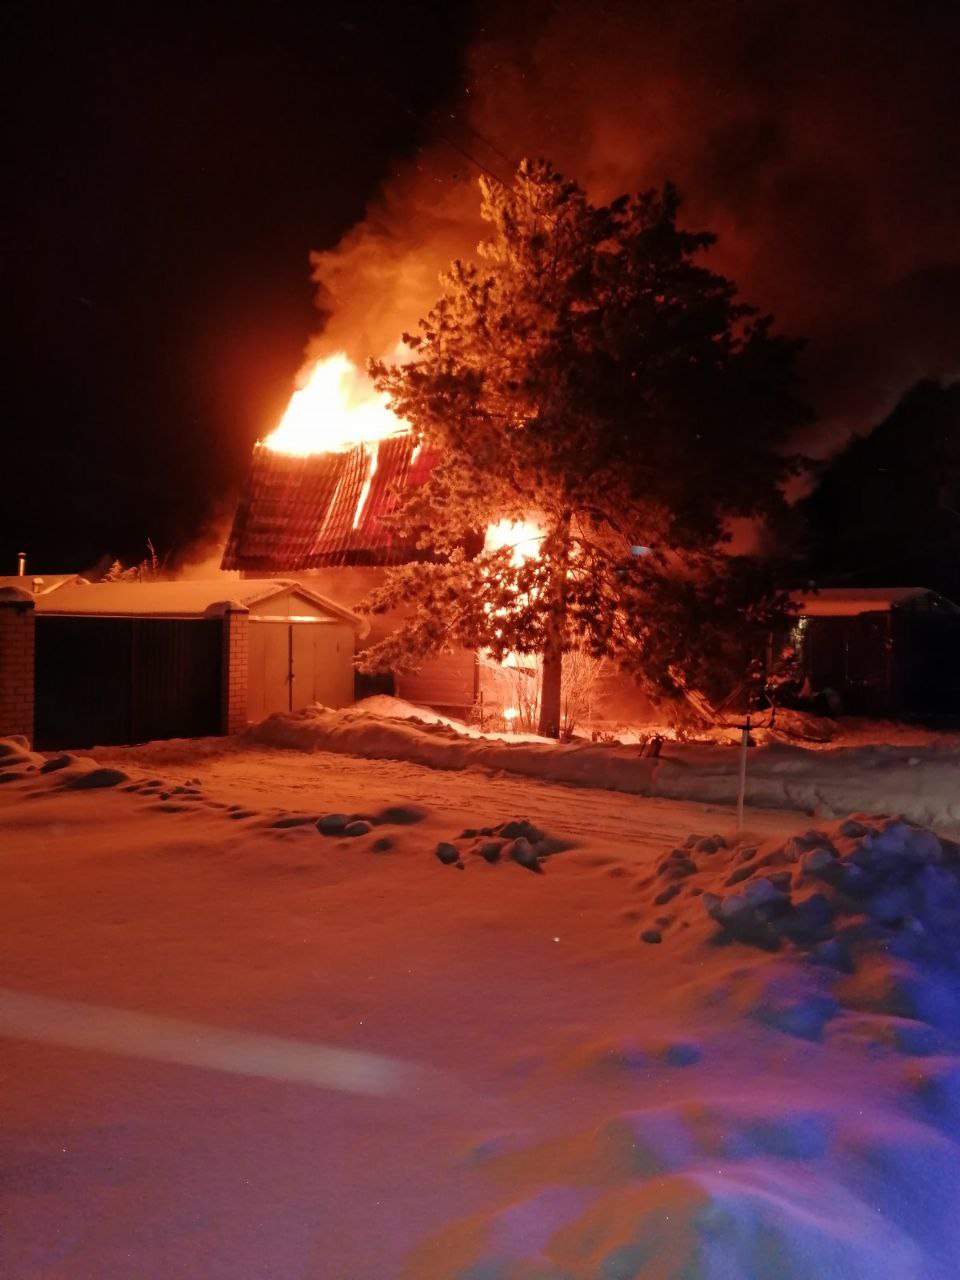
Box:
434;818;571;871
413;815;960;1280
630;815;960;965
625;814;960;1056
249;703;960;828
346;693;557;742
0;737;130;790
416;1117;960;1276
277;695;960;751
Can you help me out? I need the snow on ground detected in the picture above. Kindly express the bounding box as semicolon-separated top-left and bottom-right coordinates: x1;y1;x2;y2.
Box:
348;694;960;752
3;734;960;1278
356;695;556;744
85;736;796;859
241;700;960;832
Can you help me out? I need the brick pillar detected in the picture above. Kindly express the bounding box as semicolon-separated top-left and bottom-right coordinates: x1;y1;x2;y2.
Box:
213;603;249;735
0;587;36;745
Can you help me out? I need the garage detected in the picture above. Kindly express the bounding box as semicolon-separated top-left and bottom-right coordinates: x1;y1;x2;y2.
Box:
33;578;364;748
245;586;361;721
34;612;223;749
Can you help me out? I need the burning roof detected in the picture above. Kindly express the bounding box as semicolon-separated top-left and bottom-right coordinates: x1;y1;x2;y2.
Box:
222;435;436;572
222;352;438;572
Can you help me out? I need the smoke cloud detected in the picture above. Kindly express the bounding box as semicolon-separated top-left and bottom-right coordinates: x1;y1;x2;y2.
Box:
306;0;960;453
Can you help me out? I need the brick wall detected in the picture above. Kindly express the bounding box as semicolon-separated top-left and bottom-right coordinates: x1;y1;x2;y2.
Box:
221;605;249;734
0;590;36;743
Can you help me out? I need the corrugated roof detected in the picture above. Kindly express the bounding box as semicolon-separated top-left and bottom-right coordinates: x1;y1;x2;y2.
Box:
222;439;436;572
36;578;365;628
792;587;958;616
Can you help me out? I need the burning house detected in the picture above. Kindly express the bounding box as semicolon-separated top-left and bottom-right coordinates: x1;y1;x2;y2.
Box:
222;354;480;713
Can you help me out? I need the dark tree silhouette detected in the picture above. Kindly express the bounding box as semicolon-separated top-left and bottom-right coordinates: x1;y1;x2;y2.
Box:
803;379;960;600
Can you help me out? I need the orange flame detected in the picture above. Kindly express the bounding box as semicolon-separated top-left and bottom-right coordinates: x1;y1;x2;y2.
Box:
484;518;544;566
352;446;377;530
264;352;409;457
264;353;543;559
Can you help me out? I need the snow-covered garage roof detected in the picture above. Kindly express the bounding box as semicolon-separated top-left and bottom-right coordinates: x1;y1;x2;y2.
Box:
0;573;80;596
35;578;365;628
792;587;959;616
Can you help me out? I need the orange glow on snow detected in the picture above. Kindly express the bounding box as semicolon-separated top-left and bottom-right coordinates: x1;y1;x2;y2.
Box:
264;353;410;457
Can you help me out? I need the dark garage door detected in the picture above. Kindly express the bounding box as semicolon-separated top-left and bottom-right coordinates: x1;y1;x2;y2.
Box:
35;616;223;749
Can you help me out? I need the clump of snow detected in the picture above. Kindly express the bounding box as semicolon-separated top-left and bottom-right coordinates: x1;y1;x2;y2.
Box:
631;815;960;986
1;740;131;791
431;818;571;873
0;738;42;774
63;765;130;790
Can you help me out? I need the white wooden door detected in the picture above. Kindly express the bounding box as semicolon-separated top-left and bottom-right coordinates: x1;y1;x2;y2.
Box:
248;621;292;720
290;622;352;710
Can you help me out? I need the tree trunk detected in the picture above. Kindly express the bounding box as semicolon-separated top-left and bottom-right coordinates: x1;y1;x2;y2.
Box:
537;514;571;739
538;641;563;738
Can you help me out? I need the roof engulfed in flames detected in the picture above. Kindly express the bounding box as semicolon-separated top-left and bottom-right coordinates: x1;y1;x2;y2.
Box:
222;435;435;571
223;352;538;575
262;352;410;457
223;353;435;572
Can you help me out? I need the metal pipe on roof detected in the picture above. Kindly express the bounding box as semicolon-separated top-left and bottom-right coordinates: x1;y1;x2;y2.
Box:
16;552;26;576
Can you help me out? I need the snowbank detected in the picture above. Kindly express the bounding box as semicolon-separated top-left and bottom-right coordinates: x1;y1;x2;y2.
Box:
418;814;960;1279
0;736;130;789
347;693;556;742
249;702;960;829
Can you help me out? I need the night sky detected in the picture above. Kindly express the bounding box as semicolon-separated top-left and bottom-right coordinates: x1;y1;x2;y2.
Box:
4;0;475;571
5;0;960;574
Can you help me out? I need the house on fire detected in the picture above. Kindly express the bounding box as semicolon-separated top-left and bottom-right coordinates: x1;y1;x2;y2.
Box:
221;440;960;727
221;439;480;714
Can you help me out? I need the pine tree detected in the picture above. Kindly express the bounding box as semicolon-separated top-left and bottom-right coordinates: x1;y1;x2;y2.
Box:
365;160;809;736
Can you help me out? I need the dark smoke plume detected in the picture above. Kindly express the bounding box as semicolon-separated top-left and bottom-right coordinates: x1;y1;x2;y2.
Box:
307;0;960;454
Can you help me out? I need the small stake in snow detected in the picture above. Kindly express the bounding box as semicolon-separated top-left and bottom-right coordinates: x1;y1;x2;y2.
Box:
736;713;751;830
675;671;771;830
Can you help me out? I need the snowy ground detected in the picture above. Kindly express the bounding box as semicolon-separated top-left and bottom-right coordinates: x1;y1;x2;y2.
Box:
4;734;960;1278
235;700;960;831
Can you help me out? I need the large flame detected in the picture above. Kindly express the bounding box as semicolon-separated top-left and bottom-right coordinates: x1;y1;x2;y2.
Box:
485;518;544;566
263;352;542;564
264;352;409;457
